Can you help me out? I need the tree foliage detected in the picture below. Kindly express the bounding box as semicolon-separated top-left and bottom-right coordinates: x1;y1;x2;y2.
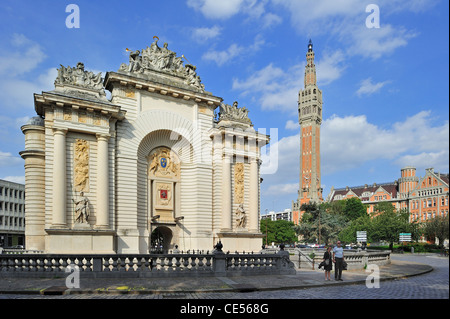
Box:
260;219;297;245
295;202;348;244
423;215;449;248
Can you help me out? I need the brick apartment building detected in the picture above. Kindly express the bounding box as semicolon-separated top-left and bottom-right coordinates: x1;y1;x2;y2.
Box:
326;167;449;222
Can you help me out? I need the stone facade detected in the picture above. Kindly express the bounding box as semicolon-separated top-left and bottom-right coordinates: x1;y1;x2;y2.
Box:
20;40;268;254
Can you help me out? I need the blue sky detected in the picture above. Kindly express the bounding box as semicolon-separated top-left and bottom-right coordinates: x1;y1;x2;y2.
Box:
0;0;448;214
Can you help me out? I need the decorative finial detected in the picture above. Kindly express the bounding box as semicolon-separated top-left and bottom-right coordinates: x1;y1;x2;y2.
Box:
308;39;313;52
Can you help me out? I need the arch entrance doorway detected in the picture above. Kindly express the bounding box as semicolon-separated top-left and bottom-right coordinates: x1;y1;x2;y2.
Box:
150;226;173;253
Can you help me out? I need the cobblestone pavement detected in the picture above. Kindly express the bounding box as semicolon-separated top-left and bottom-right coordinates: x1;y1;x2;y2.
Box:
0;255;447;300
208;255;449;299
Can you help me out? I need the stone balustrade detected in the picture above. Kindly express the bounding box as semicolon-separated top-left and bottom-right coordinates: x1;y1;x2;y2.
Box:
0;251;295;278
262;248;391;270
290;248;391;270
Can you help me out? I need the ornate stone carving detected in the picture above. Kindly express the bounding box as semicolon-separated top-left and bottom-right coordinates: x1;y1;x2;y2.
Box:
118;38;205;92
74;139;89;193
234;162;244;204
235;203;246;229
72;191;90;224
155;182;172;207
218;101;252;126
55;62;103;91
148;147;180;179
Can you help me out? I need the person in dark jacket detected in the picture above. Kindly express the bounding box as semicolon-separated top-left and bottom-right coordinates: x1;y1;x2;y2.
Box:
322;245;333;281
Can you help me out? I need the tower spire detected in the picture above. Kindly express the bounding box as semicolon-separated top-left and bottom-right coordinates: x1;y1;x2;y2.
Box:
304;39;316;87
292;40;323;225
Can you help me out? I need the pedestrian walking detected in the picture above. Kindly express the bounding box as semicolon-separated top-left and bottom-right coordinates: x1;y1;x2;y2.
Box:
322;245;333;281
333;240;345;281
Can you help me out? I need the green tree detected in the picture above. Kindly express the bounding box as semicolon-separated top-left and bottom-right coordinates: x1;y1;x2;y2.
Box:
339;214;372;243
260;219;297;246
343;197;367;221
423;215;449;248
295;203;347;244
371;206;411;249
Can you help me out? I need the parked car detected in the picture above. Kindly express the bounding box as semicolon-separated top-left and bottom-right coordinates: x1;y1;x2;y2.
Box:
8;245;24;249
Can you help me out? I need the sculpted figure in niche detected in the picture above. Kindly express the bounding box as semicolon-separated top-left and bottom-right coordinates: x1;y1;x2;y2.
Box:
235;204;246;229
73;191;90;224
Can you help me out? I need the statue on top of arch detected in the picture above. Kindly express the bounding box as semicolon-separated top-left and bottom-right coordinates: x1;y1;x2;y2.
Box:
119;37;205;93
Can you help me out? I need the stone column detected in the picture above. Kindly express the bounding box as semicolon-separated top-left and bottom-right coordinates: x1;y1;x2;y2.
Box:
20;122;46;250
221;153;232;231
52;128;68;228
248;157;259;232
96;134;110;229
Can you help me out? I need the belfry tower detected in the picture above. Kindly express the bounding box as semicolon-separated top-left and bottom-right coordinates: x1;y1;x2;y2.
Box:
292;40;323;223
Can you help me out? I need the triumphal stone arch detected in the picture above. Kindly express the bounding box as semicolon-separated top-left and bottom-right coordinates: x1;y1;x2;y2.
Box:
20;39;268;254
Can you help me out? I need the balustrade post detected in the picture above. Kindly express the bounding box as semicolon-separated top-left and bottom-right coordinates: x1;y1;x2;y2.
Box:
212;251;226;276
93;257;103;272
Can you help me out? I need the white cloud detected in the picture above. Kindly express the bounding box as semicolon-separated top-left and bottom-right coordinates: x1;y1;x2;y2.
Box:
348;24;415;59
233;62;301;112
263;183;298;196
232;50;345;112
356;77;390;96
273;0;419;60
187;0;245;20
261;110;449;188
187;0;282;28
192;26;222;42
202;34;265;66
261;12;282;28
203;43;244;66
316;50;346;85
321;111;449;174
0;151;22;167
0;33;47;76
285;120;298;130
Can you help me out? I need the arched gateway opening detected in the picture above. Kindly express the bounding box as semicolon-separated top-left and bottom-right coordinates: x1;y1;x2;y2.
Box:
150;226;173;253
137;128;191;253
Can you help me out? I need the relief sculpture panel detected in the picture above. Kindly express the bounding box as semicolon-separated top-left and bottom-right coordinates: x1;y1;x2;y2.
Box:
74;139;89;193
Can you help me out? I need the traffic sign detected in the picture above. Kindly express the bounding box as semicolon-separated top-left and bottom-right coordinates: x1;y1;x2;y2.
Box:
399;233;411;242
356;231;367;242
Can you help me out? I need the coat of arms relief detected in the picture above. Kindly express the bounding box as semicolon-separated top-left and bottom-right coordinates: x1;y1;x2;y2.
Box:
148;147;180;179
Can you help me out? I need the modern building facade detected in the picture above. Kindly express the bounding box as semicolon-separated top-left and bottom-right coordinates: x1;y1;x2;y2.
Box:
292;40;324;224
261;209;293;222
0;179;25;248
20;40;269;254
326;167;449;222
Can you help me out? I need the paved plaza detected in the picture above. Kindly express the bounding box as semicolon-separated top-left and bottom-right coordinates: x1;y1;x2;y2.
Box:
0;254;447;300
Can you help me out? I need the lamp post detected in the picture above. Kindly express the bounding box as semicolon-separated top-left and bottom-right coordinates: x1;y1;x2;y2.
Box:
265;209;268;247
